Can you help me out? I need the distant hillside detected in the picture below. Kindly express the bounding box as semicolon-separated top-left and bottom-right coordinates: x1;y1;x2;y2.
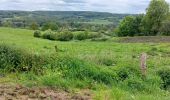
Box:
0;11;133;26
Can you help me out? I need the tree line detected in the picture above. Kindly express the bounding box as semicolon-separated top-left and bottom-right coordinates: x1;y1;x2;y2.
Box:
116;0;170;36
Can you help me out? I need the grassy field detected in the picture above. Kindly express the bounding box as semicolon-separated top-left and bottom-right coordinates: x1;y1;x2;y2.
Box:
0;27;170;99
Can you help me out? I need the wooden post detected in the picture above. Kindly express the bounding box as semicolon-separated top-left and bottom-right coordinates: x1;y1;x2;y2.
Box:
140;53;147;77
55;45;58;52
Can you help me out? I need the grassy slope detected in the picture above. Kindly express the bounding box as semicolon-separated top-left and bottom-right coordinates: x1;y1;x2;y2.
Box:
0;27;170;99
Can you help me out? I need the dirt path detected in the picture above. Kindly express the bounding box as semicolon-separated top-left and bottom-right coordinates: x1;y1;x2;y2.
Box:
0;84;91;100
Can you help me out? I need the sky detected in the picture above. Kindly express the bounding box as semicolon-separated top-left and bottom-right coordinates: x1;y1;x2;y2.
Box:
0;0;170;14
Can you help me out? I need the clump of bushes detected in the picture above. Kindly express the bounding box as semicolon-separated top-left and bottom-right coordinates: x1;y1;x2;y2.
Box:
74;31;102;41
41;30;73;41
42;30;51;39
42;30;58;40
0;44;47;74
56;31;73;41
74;31;88;40
33;30;105;41
33;30;41;38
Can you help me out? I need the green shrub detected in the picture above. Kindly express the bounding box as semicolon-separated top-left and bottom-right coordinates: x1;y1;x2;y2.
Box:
42;30;73;41
74;31;88;40
157;67;170;90
56;31;73;41
42;31;51;39
73;31;102;40
33;30;41;38
42;30;58;40
0;44;23;70
0;44;46;74
49;33;58;40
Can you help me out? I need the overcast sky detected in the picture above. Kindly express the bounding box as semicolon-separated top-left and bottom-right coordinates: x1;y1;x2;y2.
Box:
0;0;170;14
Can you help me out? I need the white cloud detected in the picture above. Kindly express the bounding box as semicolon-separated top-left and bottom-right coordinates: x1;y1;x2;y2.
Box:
0;0;170;13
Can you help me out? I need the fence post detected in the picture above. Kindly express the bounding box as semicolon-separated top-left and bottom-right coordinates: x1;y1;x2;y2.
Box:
140;53;147;77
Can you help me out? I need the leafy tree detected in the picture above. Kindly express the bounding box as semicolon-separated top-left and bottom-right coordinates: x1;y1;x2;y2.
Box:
116;16;137;36
160;20;170;36
42;22;58;31
30;22;39;30
142;0;169;35
41;23;49;31
133;15;144;36
50;22;59;31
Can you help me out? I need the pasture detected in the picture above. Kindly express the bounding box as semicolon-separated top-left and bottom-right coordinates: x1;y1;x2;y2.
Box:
0;27;170;99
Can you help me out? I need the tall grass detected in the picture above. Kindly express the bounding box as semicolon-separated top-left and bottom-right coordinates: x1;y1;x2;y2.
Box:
0;44;165;95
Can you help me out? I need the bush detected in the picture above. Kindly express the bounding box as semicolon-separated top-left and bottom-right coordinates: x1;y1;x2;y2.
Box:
73;31;102;40
33;30;41;38
160;21;170;36
157;67;170;90
0;44;46;74
49;33;58;40
42;30;73;41
42;30;57;40
56;31;73;41
42;30;52;39
74;31;88;40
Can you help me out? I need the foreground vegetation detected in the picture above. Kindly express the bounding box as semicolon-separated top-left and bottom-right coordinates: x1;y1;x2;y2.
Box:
0;27;170;99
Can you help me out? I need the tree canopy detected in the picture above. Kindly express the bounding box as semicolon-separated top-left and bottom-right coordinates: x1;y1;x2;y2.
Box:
116;0;170;37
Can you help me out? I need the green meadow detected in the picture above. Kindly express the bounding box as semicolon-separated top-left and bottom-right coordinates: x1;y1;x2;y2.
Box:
0;27;170;99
